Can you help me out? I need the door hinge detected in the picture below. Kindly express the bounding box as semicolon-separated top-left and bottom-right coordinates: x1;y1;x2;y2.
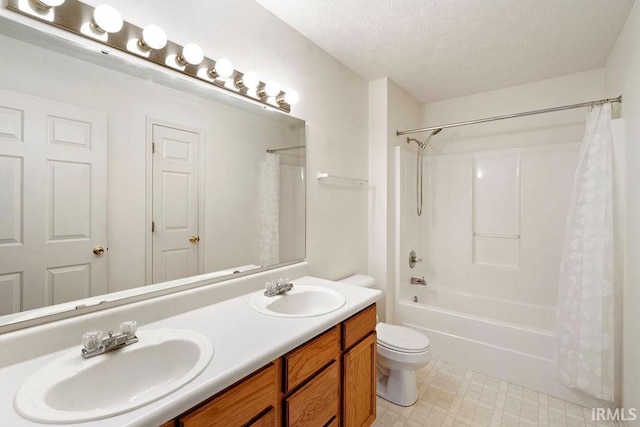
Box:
152;221;155;232
152;142;155;154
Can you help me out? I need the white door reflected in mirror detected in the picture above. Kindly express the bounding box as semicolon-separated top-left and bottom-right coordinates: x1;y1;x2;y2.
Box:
0;88;108;314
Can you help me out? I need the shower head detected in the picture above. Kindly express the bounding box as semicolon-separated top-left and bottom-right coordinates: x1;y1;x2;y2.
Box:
406;128;442;150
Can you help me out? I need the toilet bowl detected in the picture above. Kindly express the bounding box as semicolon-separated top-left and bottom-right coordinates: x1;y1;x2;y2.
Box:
376;322;431;406
338;274;432;407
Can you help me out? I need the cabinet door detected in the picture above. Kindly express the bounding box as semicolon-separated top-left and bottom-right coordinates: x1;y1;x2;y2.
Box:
285;361;340;427
343;332;376;427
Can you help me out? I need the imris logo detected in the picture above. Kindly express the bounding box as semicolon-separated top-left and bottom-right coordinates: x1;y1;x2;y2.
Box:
592;408;637;422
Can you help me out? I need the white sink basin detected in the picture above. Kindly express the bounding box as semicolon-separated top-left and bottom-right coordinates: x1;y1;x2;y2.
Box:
14;329;213;424
250;285;346;317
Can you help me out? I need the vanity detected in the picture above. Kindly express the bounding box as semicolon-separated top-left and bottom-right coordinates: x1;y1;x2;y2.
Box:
0;270;382;426
168;303;376;427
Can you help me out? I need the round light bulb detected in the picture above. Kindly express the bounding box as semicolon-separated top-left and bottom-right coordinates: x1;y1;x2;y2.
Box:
214;58;234;78
32;0;65;9
93;4;123;34
141;24;167;50
264;80;281;97
240;71;259;90
180;43;204;65
284;89;300;105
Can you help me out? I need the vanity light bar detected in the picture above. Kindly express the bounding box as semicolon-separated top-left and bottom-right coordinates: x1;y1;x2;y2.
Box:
8;0;298;113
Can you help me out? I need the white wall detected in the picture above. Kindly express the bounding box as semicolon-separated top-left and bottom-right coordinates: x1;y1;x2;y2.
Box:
422;70;605;153
605;0;640;422
0;0;370;289
368;78;422;321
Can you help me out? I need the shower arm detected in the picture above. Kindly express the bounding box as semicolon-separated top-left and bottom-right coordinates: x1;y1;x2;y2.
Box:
406;128;443;149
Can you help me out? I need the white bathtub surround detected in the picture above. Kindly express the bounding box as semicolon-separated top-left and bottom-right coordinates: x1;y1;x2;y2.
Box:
259;152;280;266
556;103;615;402
394;111;625;408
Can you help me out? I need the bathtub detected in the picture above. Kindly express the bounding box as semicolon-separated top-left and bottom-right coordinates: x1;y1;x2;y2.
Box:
395;287;612;408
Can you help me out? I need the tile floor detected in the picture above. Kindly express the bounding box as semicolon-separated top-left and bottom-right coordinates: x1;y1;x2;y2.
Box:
373;359;619;427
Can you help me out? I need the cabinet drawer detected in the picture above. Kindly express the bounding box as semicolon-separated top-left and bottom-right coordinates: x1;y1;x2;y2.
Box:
342;304;376;350
285;362;340;427
179;363;276;426
284;326;340;392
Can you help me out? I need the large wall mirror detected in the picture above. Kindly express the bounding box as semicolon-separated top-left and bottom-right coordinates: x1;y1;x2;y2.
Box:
0;20;306;330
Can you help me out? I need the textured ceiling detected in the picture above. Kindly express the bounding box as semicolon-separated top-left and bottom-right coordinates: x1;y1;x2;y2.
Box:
253;0;635;103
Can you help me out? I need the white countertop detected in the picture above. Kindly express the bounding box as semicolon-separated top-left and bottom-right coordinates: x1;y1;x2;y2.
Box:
0;276;382;426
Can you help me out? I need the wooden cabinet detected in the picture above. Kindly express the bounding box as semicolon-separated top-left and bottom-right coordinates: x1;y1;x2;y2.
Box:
283;326;341;425
283;326;341;393
285;361;340;426
161;304;377;427
176;362;278;427
343;333;377;427
342;304;376;349
342;304;377;427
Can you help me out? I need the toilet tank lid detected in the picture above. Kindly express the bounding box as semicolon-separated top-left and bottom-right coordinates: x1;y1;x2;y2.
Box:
377;323;431;352
338;274;375;288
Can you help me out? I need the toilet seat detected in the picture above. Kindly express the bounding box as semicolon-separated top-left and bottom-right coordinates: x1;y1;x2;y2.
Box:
376;323;430;353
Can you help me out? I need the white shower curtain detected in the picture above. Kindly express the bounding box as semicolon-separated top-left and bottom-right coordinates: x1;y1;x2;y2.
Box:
556;103;614;402
259;153;280;266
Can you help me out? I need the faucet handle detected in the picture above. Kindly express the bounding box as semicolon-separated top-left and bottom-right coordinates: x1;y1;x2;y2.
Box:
82;330;103;352
120;321;138;338
277;277;291;285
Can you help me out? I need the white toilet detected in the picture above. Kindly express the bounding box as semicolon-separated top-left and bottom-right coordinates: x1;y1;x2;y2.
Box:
338;274;431;406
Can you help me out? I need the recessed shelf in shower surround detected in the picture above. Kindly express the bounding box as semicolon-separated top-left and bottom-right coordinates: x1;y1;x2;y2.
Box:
472;150;521;268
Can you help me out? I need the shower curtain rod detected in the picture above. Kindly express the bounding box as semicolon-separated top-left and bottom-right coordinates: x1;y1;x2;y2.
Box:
396;95;622;136
266;145;306;153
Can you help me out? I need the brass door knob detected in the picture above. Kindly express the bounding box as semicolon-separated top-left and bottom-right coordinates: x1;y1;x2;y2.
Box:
93;245;105;255
189;236;200;243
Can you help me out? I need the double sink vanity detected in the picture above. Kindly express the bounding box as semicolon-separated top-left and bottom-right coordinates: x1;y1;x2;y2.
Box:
0;268;382;426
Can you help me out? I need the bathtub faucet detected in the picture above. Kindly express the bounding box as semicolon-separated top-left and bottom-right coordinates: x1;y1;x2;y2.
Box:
410;277;426;286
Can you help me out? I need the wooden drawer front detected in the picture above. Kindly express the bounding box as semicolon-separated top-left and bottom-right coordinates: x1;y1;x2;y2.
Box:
179;364;276;426
342;304;376;350
343;332;377;427
284;326;340;392
285;362;340;427
248;407;276;427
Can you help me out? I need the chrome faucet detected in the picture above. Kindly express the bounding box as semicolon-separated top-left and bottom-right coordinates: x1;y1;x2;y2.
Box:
264;278;293;297
410;277;427;286
81;321;138;359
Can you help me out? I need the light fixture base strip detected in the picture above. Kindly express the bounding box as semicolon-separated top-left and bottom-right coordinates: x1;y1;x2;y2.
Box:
5;0;291;113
